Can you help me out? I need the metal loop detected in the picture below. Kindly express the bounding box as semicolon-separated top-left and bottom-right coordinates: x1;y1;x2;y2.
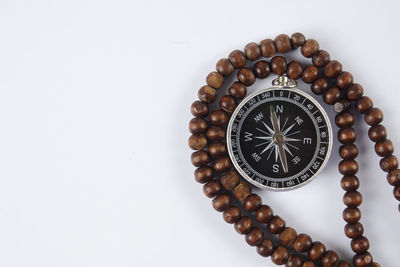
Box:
272;75;298;88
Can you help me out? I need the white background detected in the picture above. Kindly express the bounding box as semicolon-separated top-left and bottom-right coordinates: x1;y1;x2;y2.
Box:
0;0;399;266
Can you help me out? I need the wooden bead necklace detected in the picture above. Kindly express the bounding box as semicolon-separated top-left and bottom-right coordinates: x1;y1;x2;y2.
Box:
188;33;399;267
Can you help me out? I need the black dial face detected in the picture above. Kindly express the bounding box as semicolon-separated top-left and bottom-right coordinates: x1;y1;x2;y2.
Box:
227;88;332;190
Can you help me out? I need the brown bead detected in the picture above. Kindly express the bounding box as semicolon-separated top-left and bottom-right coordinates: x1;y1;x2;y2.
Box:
271;246;289;265
387;169;400;186
228;50;247;68
191;150;210;167
341;176;359;192
267;215;286;234
229;82;247;99
257;239;274;257
237;68;256;86
339;159;359;175
194;166;213;184
256;205;274;223
323;87;341;105
337;260;351;267
308;241;326;261
286;255;303;267
302;65;319;84
234;216;253;234
209;110;228;126
290;32;306;47
312;50;330;67
340;144;359;160
188;134;207;150
343;207;361;223
338;128;356;144
351;236;370;254
343;191;363;207
208;142;227;158
223;206;241;224
212;194;231;212
243;194;262;212
347;83;364;101
206;125;225;141
287;61;303;80
380;155;399;172
345;222;364;239
393;185;400;201
270;56;287;75
334;99;350;113
244;42;261;61
190;100;209;117
278;227;297;246
365;107;383;126
311;78;329;95
324;60;342;78
246;227;264;246
220;170;240;190
212;157;232;173
335;112;355;128
189;117;208;134
254;60;271;78
275;34;292;53
355;96;373;114
216;58;234;76
353;252;373;267
303;261;316;267
293;233;312;252
321;250;339;267
368;125;387;142
203;180;222;198
260;38;276;58
301;39;319;58
336;71;353;89
198;85;217;103
219;95;237;113
232;181;251;201
206;71;224;89
375;139;394;157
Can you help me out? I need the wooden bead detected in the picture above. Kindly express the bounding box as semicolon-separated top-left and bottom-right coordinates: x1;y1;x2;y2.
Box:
368;125;387;142
375;139;394;157
206;71;224;89
353;252;373;267
189;117;208;134
191;150;210;167
364;107;383;126
275;34;292;53
188;134;207;150
254;60;271;78
212;194;231;212
257;239;274;257
212;157;232;173
267;215;286;234
324;60;342;78
270;56;287;75
223;206;241;224
232;181;251;201
321;250;339;267
338;128;356;144
335;112;355;128
243;194;262;212
293;233;312;252
203;180;222;198
343;207;361;223
308;241;326;261
380;155;399;172
334;99;350;113
194;166;213;184
336;71;353;89
245;227;264;246
312;50;330;67
206;125;225;141
237;68;256;86
311;78;329;95
256;205;274;223
286;255;303;267
337;260;351;267
340;144;359;159
343;191;363;207
287;61;303;80
234;216;252;234
216;58;234;76
278;227;297;246
323;87;341;105
302;65;319;84
244;42;261;61
345;222;364;238
208;142;227;158
209;109;228;126
191;100;209;117
228;50;247;68
341;176;360;191
229;82;247;99
219;95;237;113
393;185;400;201
271;246;289;265
198;85;217;103
290;32;306;47
301;39;319;58
303;261;316;267
260;38;276;58
387;169;400;186
347;83;364;101
351;236;370;254
339;159;359;175
355;96;373;114
220;170;240;190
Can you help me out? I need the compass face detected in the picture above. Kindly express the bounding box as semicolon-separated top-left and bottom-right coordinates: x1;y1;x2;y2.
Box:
227;87;332;191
